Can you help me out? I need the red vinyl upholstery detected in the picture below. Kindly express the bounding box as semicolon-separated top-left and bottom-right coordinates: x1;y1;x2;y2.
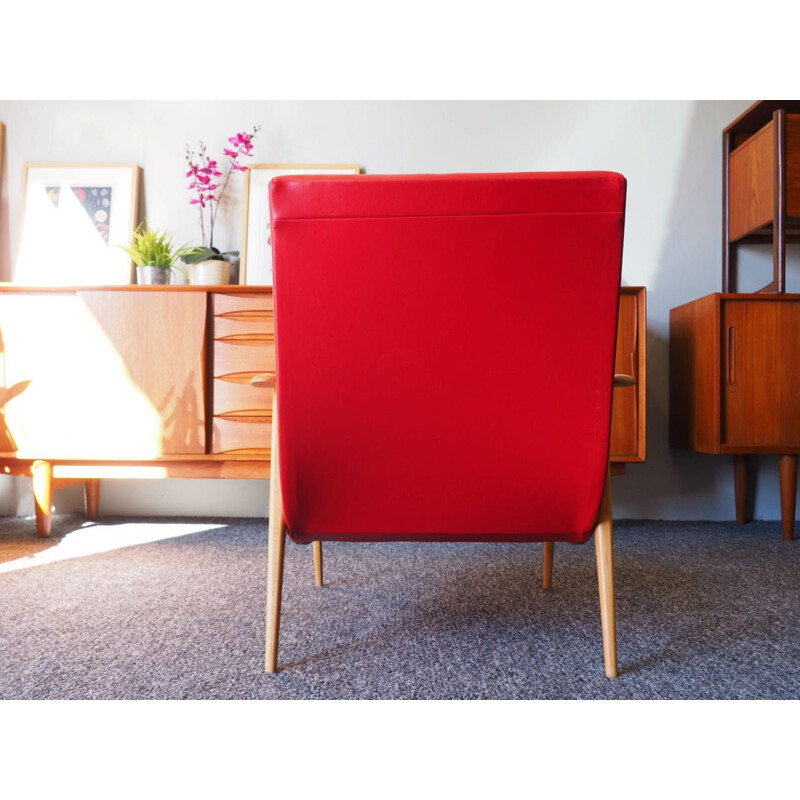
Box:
269;172;626;544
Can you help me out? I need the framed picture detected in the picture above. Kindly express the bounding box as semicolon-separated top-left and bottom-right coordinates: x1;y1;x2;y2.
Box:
15;163;140;285
240;163;361;285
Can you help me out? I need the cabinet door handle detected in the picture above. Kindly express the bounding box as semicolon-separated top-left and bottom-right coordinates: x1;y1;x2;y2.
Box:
727;325;736;384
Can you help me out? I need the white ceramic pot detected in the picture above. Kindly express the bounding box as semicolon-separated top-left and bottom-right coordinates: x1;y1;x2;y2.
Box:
189;259;231;285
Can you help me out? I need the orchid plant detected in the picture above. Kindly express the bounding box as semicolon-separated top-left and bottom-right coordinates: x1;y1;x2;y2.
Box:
184;125;261;263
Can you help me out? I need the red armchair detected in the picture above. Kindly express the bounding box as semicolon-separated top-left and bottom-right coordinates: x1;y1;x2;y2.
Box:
264;172;627;677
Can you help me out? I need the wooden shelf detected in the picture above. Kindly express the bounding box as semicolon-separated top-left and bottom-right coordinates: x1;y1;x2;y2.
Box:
723;101;800;292
725;100;800;147
729;217;800;245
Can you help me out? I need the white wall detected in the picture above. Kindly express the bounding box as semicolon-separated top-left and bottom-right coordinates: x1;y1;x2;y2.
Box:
1;100;797;521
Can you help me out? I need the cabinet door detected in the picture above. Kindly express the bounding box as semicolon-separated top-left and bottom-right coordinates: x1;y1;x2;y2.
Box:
723;300;800;447
0;291;206;458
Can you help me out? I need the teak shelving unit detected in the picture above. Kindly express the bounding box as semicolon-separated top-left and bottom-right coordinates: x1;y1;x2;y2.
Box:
723;100;800;293
672;101;800;539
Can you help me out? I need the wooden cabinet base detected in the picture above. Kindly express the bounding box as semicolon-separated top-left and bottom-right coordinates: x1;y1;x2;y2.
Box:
671;292;800;538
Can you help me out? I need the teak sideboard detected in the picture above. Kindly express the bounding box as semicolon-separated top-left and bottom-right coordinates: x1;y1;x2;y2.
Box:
0;285;646;535
670;292;800;539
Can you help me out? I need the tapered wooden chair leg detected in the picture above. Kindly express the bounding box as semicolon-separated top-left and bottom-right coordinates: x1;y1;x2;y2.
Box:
542;542;554;589
595;468;618;678
313;541;324;586
266;387;287;673
266;513;286;673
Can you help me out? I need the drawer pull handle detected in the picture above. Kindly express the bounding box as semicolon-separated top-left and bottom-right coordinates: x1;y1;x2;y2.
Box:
250;373;276;388
217;372;272;385
216;412;271;423
727;325;736;384
216;335;274;345
216;310;272;321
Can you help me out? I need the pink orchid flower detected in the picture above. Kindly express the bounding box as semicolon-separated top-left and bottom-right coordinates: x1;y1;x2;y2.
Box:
185;124;261;249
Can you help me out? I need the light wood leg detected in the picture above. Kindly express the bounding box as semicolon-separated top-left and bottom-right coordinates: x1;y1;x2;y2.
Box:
31;460;53;537
779;455;797;541
85;479;101;520
595;467;618;678
313;541;323;587
542;542;554;589
734;454;749;525
266;387;287;673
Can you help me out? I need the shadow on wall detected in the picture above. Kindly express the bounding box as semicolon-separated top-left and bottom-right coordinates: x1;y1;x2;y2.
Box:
607;102;720;519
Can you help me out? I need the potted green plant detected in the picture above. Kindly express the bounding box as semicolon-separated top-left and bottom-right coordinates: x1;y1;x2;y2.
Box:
121;225;192;285
184;125;260;284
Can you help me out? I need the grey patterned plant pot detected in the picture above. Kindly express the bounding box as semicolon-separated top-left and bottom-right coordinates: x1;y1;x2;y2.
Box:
136;266;171;285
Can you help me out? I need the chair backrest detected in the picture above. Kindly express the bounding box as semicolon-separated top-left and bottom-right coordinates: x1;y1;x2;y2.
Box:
269;172;626;544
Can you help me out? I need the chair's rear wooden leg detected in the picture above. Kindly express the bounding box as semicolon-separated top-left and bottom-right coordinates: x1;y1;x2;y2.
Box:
595;467;618;678
266;512;286;673
266;388;287;673
313;541;324;587
542;542;554;589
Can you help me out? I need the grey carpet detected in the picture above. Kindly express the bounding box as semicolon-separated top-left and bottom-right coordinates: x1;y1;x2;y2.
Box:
0;515;798;700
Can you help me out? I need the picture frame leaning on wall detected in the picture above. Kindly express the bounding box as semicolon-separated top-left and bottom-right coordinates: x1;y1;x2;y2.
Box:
240;164;361;286
15;163;140;286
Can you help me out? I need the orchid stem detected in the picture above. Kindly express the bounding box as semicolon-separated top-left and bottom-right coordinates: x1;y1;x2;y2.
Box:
209;144;244;248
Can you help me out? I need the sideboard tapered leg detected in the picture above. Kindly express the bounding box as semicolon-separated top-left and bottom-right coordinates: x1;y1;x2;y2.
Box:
734;455;749;525
779;455;796;541
85;479;101;521
32;460;53;537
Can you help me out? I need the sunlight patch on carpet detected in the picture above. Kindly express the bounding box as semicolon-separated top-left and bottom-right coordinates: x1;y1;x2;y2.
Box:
0;521;227;574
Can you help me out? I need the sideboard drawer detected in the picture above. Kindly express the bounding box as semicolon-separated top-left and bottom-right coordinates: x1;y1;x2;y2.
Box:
213;292;273;316
211;291;275;454
213;378;272;415
213;340;275;378
212;416;271;455
214;315;273;340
